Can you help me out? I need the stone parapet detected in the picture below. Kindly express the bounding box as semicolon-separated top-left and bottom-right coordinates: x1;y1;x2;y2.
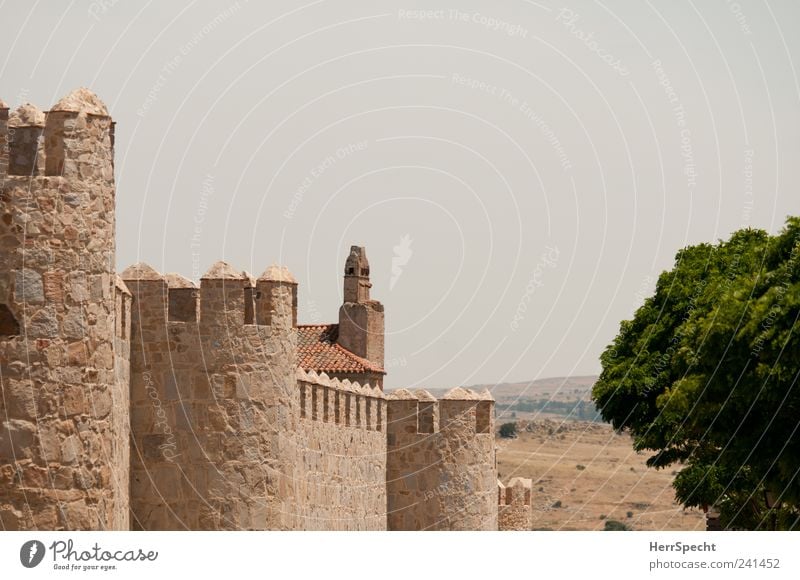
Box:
498;477;533;530
0;90;126;530
385;387;496;530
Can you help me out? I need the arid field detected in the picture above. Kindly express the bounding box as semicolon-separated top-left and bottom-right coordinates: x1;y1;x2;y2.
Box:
495;419;707;531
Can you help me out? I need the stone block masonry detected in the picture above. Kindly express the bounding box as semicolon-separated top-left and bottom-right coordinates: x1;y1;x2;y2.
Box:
0;89;505;531
0;89;128;530
498;477;533;530
122;261;296;530
386;388;497;530
289;370;386;530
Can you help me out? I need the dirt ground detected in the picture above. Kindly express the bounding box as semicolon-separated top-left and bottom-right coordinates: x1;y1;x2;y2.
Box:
495;420;707;531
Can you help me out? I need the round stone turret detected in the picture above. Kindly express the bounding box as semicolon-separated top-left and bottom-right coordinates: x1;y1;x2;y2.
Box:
256;264;297;327
0;90;125;530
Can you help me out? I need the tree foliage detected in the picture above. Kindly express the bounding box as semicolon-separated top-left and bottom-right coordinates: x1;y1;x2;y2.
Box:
603;520;630;531
592;218;800;529
499;422;518;438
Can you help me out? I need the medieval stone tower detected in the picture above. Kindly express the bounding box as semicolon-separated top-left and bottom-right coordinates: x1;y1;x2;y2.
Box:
385;388;497;530
0;90;130;530
0;89;521;532
121;261;297;530
337;246;384;376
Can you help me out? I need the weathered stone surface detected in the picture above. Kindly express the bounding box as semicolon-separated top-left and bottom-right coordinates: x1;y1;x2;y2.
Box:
0;420;36;459
4;380;37;419
66;341;88;366
67;272;90;303
258;264;297;283
61;435;82;465
120;262;162;280
498;478;533;530
15;269;43;303
51;87;109;116
62;308;86;338
1;90;129;532
43;271;65;303
8;103;45;127
28;307;59;337
202;260;241;280
386;392;497;530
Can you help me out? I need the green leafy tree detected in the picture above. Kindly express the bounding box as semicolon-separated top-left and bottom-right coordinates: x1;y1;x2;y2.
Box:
593;218;800;530
604;520;630;531
499;422;518;439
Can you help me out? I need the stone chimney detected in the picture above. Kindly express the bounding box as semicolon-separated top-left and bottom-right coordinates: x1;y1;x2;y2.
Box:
337;246;384;370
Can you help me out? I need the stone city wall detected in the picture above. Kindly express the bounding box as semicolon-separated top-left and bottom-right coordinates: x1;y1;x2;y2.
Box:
386;387;497;530
498;477;533;531
122;261;296;530
0;88;503;532
0;91;129;530
285;369;387;530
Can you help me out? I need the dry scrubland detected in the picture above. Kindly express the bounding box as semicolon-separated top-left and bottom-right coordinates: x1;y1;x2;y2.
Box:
495;420;706;530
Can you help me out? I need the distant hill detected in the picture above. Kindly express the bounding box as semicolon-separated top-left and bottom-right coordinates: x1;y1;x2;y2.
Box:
418;375;598;402
402;376;601;423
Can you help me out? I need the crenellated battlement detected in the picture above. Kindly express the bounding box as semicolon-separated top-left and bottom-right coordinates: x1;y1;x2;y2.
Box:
386;387;494;436
296;368;385;431
0;89;114;181
498;478;533;530
257;265;298;327
498;477;532;506
2;86;503;532
120;260;296;331
114;275;131;342
289;370;388;530
385;386;497;530
0;88;126;531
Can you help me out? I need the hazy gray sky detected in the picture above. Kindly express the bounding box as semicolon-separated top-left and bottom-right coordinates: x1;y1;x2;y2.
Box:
2;0;798;388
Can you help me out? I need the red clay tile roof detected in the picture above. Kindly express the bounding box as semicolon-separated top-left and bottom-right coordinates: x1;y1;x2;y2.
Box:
297;324;385;374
